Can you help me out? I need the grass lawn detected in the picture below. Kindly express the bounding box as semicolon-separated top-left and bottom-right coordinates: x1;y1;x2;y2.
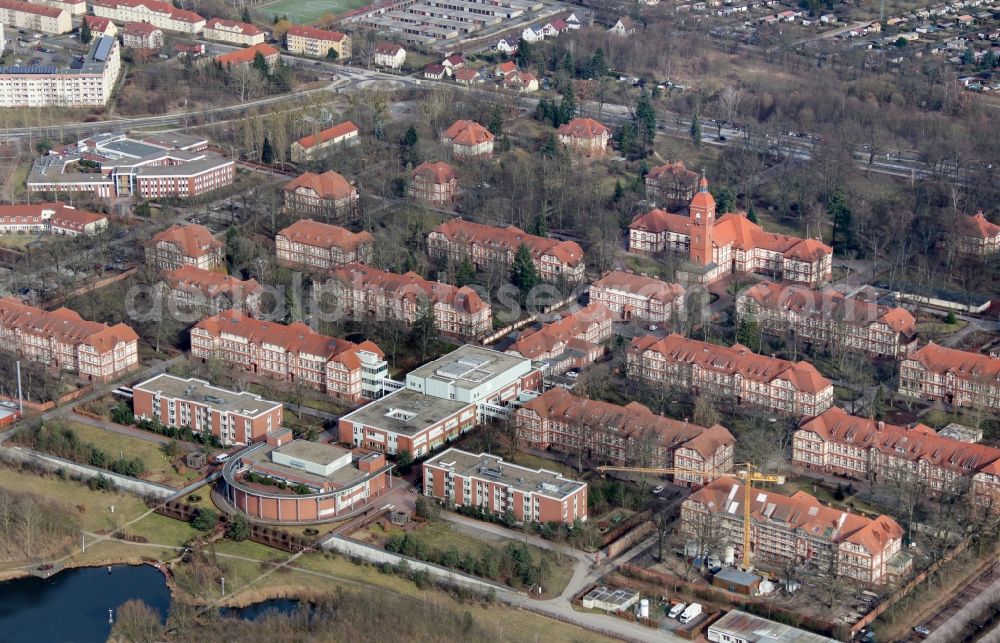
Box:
0;232;42;250
508;451;577;477
258;0;369;22
127;512;201;546
916;317;969;342
623;254;671;278
65;420;199;489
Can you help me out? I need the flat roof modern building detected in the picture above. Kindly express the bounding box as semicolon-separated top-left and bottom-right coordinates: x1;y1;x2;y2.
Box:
222;432;393;523
707;610;840;643
133;374;283;446
0;35;119;107
423;447;587;524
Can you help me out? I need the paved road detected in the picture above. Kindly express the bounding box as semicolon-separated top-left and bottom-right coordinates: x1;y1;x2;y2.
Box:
916;561;1000;643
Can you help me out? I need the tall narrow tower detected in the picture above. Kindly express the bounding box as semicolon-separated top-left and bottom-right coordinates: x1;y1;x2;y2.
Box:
689;173;716;266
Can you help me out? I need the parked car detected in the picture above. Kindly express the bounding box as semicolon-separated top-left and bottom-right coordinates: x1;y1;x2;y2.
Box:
652;485;664;494
914;626;930;636
668;603;686;619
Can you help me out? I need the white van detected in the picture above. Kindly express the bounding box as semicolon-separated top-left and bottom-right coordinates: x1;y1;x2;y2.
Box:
668;603;686;619
679;603;702;624
212;453;230;464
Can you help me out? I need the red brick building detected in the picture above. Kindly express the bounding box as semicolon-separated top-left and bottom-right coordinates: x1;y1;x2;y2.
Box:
506;302;613;374
275;219;374;271
145;223;223;270
682;477;904;584
736;281;918;358
190;310;389;402
158;265;263;316
440;120;494;158
428;218;585;283
423;448;588;524
316;263;492;338
133;373;283;445
628;177;833;286
589;271;685;323
794;407;1000;513
283;171;359;220
899;343;1000;411
223;432;392;523
627;334;833;418
0;297;138;382
409;161;458;204
515;387;735;485
557;118;611;156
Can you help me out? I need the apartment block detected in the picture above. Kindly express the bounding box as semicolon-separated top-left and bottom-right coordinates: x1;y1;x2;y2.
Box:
645;160;699;208
516;387;735;484
191;310;389;402
0;0;70;33
423;448;588;524
276;219;372;272
82;15;117;36
158;265;263;316
91;0;205;33
0;35;118;107
736;281;918;358
0;202;107;236
203;17;264;45
682;477;904;584
507;302;613;374
289;121;359;163
122;21;163;49
428;217;585;283
133;374;283;445
440;120;494;158
627;334;833;418
899;343;1000;411
283;171;359;220
0;297;138;381
339;346;541;457
793;407;1000;513
145;223;223;271
628;177;832;286
409;161;457;204
285;24;351;59
316;263;492;338
589;271;685;323
35;0;85;15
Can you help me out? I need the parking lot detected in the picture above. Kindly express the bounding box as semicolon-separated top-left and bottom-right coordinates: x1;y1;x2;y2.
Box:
1;31;91;68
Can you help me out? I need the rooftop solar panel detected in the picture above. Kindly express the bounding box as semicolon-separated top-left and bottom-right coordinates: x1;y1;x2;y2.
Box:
94;37;113;63
0;66;57;74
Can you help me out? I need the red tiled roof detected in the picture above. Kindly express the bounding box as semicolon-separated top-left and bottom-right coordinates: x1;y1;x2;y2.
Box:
906;342;1000;382
91;0;204;23
0;202;105;232
205;18;263;36
148;224;221;258
0;0;63;18
629;208;691;235
688;476;902;556
286;24;346;41
83;15;113;30
0;297;137;352
432;218;583;267
374;41;403;55
520;387;734;459
123;21;161;35
508;302;612;359
557;117;610;139
277;219;373;251
647;160;699;183
629;333;831;394
496;60;517;73
801;407;1000;475
160;265;262;299
591;271;685;306
453;67;479;81
284;171;356;200
412;161;457;184
327;263;489;315
958;211;1000;239
294;121;359;150
444;53;465;65
442;120;494;147
194;309;382;364
423;63;446;75
215;43;278;66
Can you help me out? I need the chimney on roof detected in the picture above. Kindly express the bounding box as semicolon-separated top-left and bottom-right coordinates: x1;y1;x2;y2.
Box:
877;420;885;432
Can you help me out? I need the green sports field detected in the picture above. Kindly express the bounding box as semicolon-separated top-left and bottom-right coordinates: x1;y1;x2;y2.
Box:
261;0;371;22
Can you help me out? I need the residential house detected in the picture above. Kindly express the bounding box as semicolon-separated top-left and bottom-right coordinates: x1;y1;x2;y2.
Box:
203;18;264;45
608;16;637;36
453;67;481;84
440;119;494;158
428;218;586;283
82;15;117;37
283;171;359;220
442;53;465;71
285;24;351;59
503;70;539;92
507;302;614;374
627;333;834;418
423;63;447;79
275;219;374;271
409;161;458;204
495;60;517;77
145;223;223;270
373;41;405;68
557;118;611;156
122;22;164;49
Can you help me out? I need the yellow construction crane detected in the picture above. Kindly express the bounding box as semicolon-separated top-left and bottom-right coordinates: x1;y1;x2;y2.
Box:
596;463;785;571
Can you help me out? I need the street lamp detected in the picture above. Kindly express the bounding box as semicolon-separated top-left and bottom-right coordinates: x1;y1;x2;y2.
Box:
221;576;225;596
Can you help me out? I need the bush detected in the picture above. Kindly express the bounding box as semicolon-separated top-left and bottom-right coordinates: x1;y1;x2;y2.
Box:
191;508;218;532
225;514;251;541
